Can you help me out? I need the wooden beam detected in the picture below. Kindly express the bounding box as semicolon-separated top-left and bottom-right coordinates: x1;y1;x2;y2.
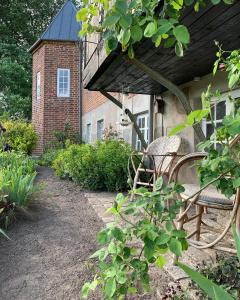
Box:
99;90;148;149
129;57;206;142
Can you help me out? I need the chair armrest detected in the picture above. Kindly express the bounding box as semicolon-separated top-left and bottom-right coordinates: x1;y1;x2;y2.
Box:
168;152;207;183
131;152;144;156
141;152;178;157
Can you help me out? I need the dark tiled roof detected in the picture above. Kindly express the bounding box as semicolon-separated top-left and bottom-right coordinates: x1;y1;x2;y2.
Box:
30;0;81;52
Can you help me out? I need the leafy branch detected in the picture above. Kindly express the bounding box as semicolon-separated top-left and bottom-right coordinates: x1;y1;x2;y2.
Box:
81;179;188;299
76;0;235;58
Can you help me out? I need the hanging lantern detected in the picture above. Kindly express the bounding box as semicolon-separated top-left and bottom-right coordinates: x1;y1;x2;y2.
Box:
120;92;131;127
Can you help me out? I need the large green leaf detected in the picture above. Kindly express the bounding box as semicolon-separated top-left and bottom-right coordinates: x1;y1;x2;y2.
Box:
81;282;91;299
131;25;143;42
173;25;190;44
116;271;127;284
144;237;155;260
76;8;88;22
144;22;157;38
119;15;132;29
105;278;116;298
175;41;183;57
118;29;131;46
103;14;120;28
211;0;221;4
97;229;109;244
155;255;166;268
169;238;182;256
156;22;173;35
106;36;118;52
178;262;235;300
111;227;125;242
115;0;128;13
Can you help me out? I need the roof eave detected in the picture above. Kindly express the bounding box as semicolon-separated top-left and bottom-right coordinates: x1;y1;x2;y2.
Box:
29;38;81;53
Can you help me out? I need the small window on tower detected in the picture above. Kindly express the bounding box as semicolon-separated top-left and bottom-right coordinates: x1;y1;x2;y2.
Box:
36;72;41;100
57;68;70;98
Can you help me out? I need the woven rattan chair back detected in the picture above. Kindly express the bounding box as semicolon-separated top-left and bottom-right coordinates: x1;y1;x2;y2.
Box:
146;136;181;174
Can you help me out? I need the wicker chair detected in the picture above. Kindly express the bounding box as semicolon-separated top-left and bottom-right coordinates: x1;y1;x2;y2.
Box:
130;136;181;191
169;135;240;252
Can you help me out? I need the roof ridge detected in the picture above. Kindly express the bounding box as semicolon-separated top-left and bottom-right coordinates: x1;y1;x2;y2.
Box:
29;0;81;52
40;0;77;40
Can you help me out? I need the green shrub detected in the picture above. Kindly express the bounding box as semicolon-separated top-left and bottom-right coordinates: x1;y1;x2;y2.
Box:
53;140;132;191
96;140;132;191
1;119;37;154
53;144;104;190
38;149;62;166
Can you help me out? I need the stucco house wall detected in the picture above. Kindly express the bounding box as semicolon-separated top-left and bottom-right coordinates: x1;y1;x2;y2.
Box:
81;93;151;146
153;70;239;183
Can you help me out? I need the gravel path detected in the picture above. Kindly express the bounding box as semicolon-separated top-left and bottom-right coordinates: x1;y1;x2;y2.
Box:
0;167;103;300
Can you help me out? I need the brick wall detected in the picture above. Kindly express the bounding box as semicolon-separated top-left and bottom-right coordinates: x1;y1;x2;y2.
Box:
32;44;45;154
82;89;107;113
32;41;80;154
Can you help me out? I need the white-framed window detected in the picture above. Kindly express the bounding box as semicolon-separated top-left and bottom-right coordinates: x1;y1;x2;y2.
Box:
86;123;92;143
97;119;104;140
57;68;70;97
136;113;149;151
36;72;41;100
202;90;240;148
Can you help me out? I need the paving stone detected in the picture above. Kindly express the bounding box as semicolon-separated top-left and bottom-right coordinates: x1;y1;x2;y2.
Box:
102;217;115;224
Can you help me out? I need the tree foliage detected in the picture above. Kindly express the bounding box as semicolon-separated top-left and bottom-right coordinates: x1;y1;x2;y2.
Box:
0;0;71;118
76;0;235;58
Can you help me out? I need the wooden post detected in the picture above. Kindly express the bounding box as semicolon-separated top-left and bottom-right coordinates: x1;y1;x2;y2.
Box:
129;57;206;142
100;89;148;149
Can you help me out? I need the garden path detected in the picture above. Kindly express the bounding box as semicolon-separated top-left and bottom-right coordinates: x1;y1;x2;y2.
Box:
0;167;103;300
0;167;174;300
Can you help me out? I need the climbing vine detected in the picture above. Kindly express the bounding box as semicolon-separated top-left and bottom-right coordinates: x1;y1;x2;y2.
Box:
76;0;235;58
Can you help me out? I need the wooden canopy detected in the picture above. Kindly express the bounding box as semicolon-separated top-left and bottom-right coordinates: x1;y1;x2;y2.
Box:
84;2;240;94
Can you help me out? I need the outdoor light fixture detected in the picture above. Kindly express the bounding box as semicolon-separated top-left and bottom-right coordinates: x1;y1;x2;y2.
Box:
120;92;132;127
155;97;165;114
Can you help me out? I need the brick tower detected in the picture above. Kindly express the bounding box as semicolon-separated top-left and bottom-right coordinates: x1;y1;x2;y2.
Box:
30;0;81;154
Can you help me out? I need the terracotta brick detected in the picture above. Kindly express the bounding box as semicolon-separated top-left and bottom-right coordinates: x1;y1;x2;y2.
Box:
82;89;107;113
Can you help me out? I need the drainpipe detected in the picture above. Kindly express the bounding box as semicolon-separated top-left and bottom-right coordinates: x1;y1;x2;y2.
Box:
149;95;154;143
77;40;83;141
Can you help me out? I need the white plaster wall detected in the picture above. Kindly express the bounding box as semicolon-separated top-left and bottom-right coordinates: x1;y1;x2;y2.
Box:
82;94;151;146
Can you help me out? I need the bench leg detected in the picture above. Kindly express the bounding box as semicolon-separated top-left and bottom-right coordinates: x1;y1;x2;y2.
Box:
196;205;204;241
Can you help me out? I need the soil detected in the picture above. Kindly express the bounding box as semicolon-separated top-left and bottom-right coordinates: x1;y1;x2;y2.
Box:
0;167;170;300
